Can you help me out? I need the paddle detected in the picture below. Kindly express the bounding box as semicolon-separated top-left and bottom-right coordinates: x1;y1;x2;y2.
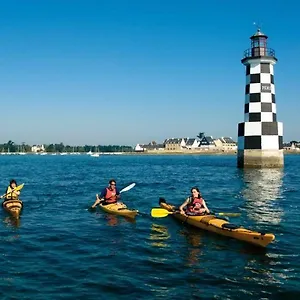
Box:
90;182;136;209
120;183;136;194
151;208;241;218
0;183;25;199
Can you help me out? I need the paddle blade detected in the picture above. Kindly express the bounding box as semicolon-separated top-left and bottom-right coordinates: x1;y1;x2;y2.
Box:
216;212;241;217
15;183;25;192
120;183;136;193
151;208;173;218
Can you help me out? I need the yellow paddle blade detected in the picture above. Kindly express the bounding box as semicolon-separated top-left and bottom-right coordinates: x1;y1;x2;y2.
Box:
151;208;173;218
15;183;25;192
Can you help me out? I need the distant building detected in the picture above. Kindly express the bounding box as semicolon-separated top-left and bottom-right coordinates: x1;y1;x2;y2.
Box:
164;138;186;151
199;136;216;149
214;137;237;150
135;144;144;152
184;138;200;149
134;142;164;152
283;141;300;150
31;144;45;153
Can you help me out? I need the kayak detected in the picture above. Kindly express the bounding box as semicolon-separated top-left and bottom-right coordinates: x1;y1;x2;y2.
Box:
159;198;275;248
2;199;23;219
99;202;138;219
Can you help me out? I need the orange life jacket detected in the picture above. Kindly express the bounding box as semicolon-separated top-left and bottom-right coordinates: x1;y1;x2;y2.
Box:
104;187;118;204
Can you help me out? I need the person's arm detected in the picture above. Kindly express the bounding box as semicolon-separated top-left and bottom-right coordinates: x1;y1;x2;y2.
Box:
202;199;210;214
179;198;190;214
91;195;101;208
99;188;107;199
91;189;106;208
115;188;121;200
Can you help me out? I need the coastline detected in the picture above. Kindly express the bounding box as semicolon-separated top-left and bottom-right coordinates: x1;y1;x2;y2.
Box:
123;149;300;155
1;150;299;156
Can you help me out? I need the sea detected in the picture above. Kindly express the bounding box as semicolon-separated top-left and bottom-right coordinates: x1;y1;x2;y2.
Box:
0;154;299;299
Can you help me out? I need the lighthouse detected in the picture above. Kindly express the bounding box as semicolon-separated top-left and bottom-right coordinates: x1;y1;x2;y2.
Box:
237;28;283;168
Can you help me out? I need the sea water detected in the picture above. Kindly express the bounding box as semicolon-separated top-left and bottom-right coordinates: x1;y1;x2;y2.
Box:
0;154;299;299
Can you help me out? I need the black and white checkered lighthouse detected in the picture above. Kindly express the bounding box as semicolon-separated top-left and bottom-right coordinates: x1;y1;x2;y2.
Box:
237;28;283;168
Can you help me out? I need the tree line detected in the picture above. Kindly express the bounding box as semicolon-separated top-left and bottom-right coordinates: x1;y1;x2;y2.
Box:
0;141;133;153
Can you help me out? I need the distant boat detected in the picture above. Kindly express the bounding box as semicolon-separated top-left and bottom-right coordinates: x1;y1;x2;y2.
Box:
90;147;100;157
70;147;80;155
60;152;68;156
17;145;26;155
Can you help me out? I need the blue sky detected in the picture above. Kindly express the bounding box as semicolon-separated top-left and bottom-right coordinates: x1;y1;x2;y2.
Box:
0;0;299;146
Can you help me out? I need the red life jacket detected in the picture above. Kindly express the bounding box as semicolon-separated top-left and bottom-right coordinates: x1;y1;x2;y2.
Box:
104;187;118;204
187;197;204;212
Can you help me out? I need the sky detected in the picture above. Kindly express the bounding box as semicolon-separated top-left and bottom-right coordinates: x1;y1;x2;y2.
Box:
0;0;299;146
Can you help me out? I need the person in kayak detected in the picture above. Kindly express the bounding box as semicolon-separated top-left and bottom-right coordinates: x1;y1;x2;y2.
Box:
0;179;21;201
179;187;210;216
91;179;121;208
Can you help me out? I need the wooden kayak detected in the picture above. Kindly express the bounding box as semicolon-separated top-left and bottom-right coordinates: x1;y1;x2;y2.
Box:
99;202;138;219
2;199;23;219
159;198;275;248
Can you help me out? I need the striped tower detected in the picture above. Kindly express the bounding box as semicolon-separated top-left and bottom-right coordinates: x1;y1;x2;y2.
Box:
237;28;284;168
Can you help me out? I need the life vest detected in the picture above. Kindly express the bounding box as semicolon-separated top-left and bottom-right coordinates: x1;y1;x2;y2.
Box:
187;196;204;212
104;187;118;204
5;186;19;200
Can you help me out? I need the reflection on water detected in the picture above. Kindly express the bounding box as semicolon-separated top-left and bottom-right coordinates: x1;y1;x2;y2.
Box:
105;214;119;226
240;169;284;224
180;229;203;267
149;224;170;248
104;214;136;226
3;216;21;228
1;216;21;242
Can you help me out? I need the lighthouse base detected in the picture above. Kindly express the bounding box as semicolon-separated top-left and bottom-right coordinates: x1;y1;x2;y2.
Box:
237;149;284;168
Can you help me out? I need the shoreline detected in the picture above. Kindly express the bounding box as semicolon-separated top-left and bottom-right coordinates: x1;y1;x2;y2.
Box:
123;149;300;156
1;150;299;156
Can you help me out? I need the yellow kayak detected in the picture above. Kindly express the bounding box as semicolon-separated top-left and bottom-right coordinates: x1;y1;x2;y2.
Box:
159;198;275;248
2;199;23;219
99;202;138;219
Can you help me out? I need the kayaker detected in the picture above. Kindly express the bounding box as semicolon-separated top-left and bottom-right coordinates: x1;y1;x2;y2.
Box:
0;179;21;201
91;179;121;208
179;187;210;216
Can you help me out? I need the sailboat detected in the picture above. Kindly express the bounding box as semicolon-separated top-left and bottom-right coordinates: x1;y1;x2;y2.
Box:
90;153;100;157
18;145;26;155
90;147;100;157
60;146;68;155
